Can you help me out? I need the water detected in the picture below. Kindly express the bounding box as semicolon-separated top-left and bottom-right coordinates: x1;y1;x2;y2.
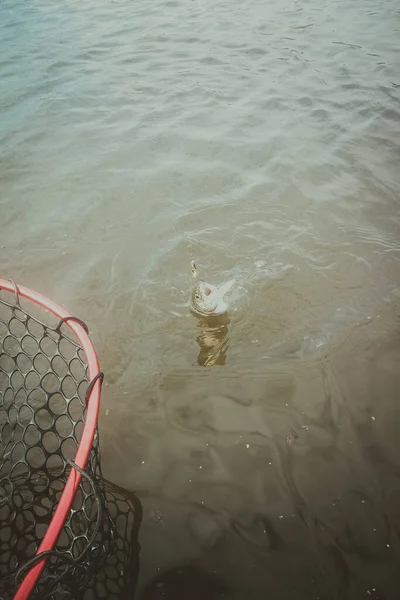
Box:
1;0;400;597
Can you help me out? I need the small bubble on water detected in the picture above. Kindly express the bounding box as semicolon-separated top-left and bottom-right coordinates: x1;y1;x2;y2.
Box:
255;260;266;268
245;444;250;449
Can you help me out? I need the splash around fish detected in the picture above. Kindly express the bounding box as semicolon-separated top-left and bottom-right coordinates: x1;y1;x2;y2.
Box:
189;260;235;317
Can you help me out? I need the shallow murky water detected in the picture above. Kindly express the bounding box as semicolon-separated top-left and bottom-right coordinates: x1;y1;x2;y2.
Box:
1;0;400;597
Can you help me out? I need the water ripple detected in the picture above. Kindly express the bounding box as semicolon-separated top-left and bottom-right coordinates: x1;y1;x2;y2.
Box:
1;0;400;597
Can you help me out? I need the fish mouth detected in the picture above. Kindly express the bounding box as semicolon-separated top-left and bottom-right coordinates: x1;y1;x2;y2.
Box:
199;280;213;297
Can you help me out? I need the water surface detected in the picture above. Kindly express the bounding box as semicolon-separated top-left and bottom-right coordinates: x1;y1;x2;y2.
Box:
1;0;400;598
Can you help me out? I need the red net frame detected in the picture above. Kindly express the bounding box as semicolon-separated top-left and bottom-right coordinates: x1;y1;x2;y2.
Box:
0;279;103;600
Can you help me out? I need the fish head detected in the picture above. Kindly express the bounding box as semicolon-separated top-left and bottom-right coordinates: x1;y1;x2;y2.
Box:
190;279;235;316
191;281;218;315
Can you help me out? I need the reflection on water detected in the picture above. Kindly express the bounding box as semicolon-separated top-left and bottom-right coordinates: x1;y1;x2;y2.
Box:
195;312;230;367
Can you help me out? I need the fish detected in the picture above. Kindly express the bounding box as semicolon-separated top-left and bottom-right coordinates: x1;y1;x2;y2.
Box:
189;261;235;316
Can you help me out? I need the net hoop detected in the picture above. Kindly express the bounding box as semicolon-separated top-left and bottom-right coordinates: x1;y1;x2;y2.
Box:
0;279;102;600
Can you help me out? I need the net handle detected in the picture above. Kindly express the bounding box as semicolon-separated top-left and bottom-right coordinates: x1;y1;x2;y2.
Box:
0;279;103;600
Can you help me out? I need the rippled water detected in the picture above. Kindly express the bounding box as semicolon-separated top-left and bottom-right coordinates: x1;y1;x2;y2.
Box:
1;0;400;597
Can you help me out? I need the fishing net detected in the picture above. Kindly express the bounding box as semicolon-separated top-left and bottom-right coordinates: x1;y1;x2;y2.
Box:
0;280;141;600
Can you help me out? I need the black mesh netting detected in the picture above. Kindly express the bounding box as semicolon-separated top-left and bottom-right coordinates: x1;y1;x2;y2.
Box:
0;284;141;600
